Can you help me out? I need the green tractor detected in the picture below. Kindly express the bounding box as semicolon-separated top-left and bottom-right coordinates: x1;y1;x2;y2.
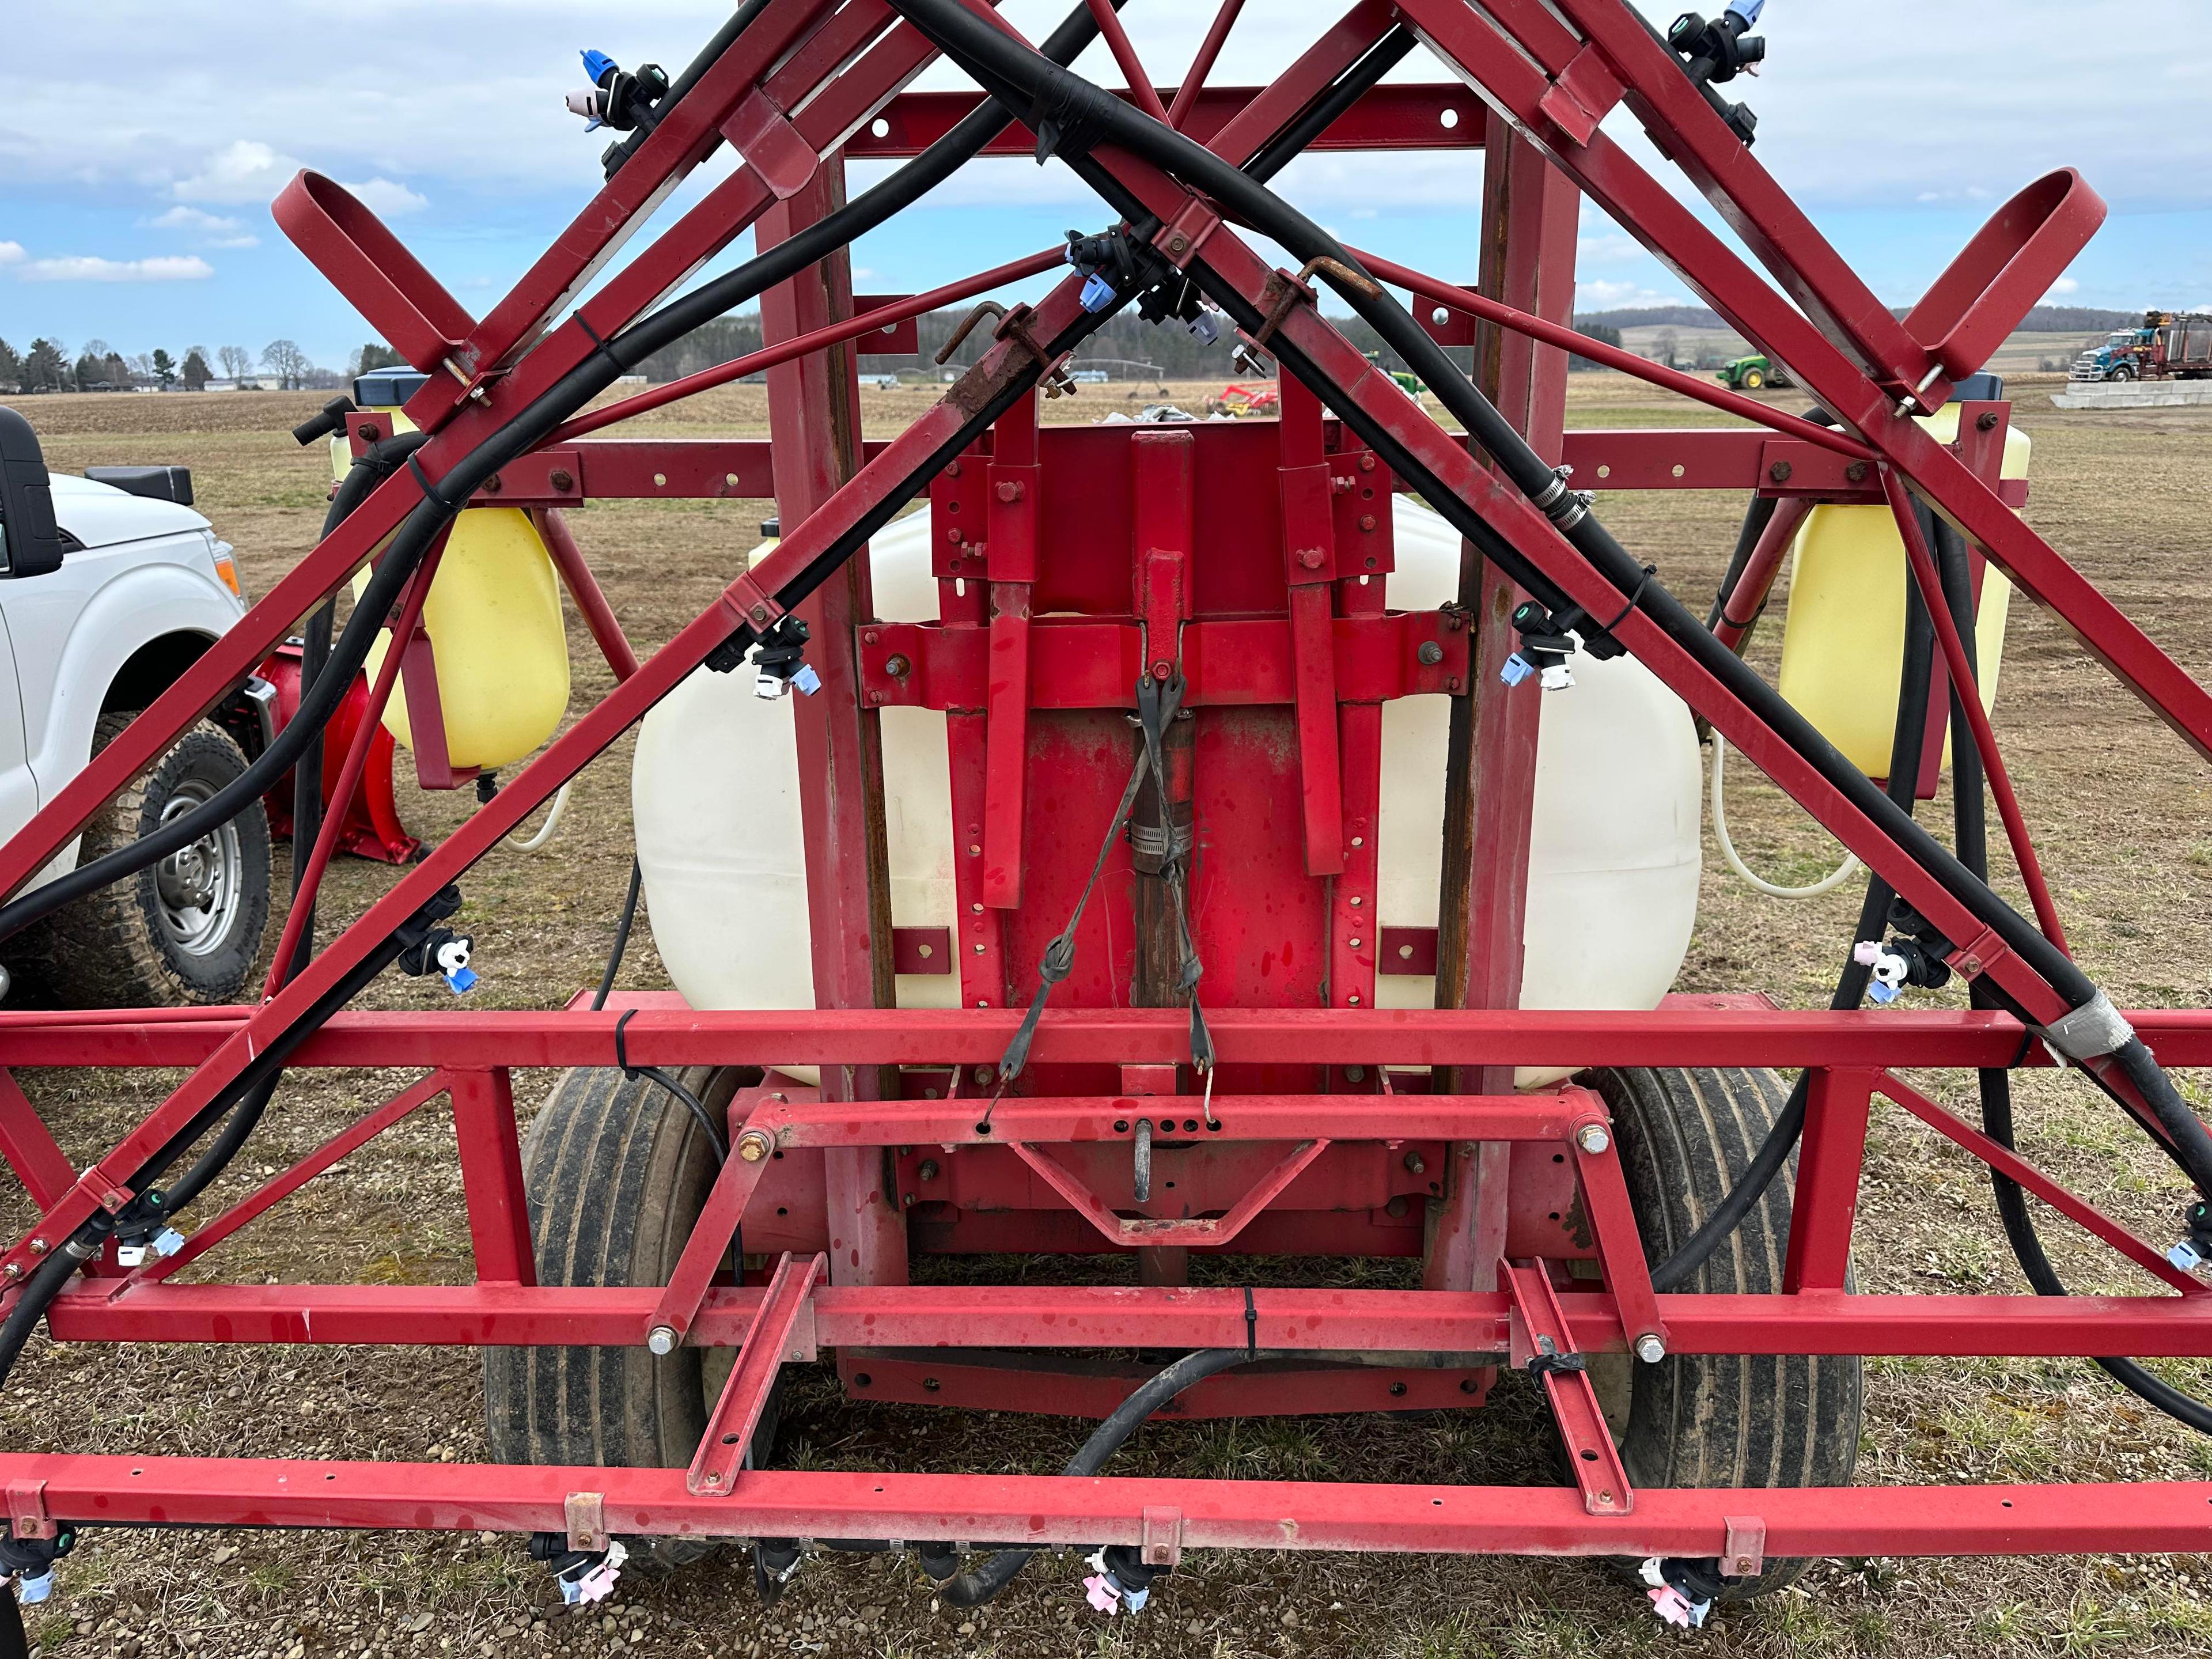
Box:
1717;353;1791;391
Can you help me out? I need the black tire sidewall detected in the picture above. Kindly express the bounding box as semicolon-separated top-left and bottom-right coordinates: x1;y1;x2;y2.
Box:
1584;1065;1862;1601
118;722;273;1001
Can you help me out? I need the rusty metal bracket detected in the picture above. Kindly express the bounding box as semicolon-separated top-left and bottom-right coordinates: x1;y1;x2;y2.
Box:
936;301;1075;398
1251;258;1385;354
564;1491;609;1554
1722;1513;1767;1578
7;1478;56;1542
1140;1504;1184;1567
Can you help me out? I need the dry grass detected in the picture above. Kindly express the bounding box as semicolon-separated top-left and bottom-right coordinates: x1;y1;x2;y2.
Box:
3;372;2212;1657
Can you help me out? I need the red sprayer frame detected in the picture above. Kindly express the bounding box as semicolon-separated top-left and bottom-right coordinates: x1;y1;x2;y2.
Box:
6;0;2212;1588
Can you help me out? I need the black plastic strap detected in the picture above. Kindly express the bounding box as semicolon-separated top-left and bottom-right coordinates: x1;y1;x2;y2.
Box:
1593;562;1658;640
1524;1335;1587;1378
406;450;449;510
1243;1286;1258;1359
1024;66;1123;165
614;1006;639;1078
573;313;628;380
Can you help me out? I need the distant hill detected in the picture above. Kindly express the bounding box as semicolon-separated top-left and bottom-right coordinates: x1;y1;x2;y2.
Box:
1573;303;2141;335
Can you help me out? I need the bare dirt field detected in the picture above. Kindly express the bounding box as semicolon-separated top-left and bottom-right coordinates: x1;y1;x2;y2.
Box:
4;370;2212;1658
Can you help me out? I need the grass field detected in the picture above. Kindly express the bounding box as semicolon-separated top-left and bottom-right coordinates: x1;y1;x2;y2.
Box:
3;370;2212;1658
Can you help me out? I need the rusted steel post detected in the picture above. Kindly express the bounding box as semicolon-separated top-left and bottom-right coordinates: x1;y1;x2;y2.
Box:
757;162;907;1287
1428;119;1580;1293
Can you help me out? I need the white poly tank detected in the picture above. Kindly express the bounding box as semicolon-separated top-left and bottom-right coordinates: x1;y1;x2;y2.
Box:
631;497;1703;1086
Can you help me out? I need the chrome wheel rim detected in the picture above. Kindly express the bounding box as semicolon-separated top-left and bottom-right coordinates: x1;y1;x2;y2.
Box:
151;779;243;957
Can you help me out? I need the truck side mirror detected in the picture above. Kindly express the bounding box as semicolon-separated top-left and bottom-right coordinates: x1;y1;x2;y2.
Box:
0;407;66;579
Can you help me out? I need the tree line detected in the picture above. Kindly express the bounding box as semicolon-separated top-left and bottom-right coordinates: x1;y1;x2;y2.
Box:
0;338;399;396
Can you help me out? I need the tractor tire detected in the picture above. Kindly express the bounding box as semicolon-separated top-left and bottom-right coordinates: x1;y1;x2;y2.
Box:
1581;1064;1862;1600
1741;368;1764;390
484;1063;764;1578
7;713;271;1007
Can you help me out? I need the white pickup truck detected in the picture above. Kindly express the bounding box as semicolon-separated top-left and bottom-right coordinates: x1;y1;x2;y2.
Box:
0;404;274;1006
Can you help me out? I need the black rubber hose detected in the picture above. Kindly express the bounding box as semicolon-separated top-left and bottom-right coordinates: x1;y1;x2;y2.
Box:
938;1348;1251;1607
282;448;395;982
289;595;334;979
1704;493;1778;639
0;0;1124;950
1648;559;1938;1290
633;1065;727;1164
1930;517;2212;1434
1244;26;1417;184
0;1223;109;1395
891;0;2103;1024
592;858;645;1012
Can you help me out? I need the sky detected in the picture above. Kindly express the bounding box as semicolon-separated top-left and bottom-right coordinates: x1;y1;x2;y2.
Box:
2;1;2209;372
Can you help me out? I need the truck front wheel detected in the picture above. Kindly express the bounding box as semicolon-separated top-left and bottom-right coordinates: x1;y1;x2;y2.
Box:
13;714;272;1006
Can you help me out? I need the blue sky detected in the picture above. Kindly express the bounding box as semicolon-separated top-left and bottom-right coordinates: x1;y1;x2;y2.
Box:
2;2;2209;372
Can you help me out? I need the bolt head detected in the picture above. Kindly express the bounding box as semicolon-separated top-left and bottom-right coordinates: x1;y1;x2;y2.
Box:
749;604;771;623
736;1131;772;1163
647;1325;678;1356
1297;547;1324;569
1575;1124;1611;1155
1768;460;1793;483
1634;1333;1667;1363
1417;641;1444;666
26;1237;47;1256
549;469;575;492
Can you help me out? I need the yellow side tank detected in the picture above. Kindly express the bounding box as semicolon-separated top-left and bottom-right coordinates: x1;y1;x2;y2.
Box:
334;407;571;773
1775;405;2027;777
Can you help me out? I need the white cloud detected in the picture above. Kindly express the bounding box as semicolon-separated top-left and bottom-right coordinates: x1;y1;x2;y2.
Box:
153;204;239;233
171;138;425;218
173;139;301;205
1577;233;1646;266
151;204;260;248
17;255;215;283
344;177;429;218
1577;278;1693;310
0;241;22;266
2047;276;2081;296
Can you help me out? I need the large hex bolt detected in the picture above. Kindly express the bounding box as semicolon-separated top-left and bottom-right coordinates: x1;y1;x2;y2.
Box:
1574;1123;1611;1156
